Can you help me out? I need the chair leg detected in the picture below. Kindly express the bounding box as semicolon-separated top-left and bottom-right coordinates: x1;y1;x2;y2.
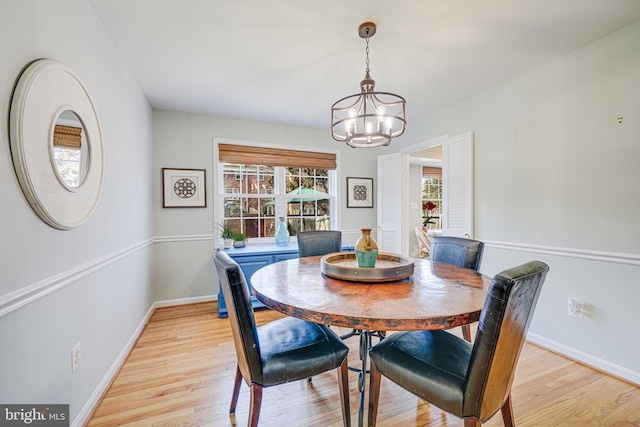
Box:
464;418;481;427
367;362;382;427
230;365;242;413
337;358;351;427
248;383;263;427
501;394;515;427
462;324;472;342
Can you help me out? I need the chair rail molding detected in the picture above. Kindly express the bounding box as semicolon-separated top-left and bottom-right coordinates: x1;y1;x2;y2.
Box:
0;235;217;319
154;234;215;243
484;240;640;266
0;239;152;319
4;236;636;319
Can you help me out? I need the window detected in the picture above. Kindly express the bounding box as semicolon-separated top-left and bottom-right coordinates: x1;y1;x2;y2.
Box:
53;147;82;187
52;122;87;188
284;167;331;234
218;143;337;240
221;164;276;238
422;166;442;230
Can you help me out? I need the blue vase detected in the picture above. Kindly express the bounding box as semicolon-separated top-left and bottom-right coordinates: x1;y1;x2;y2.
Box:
275;217;290;246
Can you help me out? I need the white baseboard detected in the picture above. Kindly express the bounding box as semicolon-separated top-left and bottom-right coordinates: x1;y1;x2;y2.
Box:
527;332;640;387
154;294;217;308
72;294;217;427
72;303;156;427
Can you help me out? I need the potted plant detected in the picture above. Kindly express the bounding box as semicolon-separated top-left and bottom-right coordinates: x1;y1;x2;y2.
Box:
232;231;247;248
216;222;235;249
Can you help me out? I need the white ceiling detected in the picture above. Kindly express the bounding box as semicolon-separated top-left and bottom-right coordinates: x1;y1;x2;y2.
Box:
90;0;640;131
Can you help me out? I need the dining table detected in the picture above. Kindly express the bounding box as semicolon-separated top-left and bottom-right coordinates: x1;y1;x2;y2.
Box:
250;254;492;427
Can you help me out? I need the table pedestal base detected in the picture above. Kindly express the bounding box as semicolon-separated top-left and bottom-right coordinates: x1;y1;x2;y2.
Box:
341;329;385;427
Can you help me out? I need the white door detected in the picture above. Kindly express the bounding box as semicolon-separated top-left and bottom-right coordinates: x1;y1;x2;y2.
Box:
377;153;408;254
441;131;474;237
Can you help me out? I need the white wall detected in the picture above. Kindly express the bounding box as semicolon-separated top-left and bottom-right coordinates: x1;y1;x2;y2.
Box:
407;21;640;381
0;1;154;424
151;110;380;301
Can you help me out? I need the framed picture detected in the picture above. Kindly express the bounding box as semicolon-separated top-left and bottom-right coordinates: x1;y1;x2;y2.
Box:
162;168;207;208
346;177;374;208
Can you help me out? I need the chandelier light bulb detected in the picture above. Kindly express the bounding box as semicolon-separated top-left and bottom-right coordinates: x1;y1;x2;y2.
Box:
365;122;373;134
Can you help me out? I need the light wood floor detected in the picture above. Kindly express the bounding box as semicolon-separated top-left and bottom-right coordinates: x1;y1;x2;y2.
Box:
87;302;640;426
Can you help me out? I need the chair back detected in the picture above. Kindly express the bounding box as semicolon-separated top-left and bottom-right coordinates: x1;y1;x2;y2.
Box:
297;230;342;257
214;250;263;385
430;236;484;271
414;227;431;258
464;261;549;420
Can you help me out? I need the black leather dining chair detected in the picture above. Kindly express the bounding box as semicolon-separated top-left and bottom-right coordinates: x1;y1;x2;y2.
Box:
214;250;351;427
367;261;549;427
297;230;342;257
430;236;485;341
430;235;484;270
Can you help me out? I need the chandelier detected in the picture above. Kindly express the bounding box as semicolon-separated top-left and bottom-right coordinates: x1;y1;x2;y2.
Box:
331;22;406;148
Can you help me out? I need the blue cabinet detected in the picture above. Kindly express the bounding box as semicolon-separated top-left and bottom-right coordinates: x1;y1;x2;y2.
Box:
216;243;354;318
217;244;298;318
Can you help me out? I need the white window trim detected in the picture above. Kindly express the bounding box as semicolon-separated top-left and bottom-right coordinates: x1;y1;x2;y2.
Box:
212;137;341;245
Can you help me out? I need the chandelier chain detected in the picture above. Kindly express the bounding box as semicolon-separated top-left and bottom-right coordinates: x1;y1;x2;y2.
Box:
365;37;370;74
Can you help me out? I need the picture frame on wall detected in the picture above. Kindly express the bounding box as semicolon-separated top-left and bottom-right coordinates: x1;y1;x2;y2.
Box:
162;168;207;208
346;177;374;208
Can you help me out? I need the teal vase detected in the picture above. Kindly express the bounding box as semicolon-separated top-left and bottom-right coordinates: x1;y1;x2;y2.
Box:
275;217;290;246
355;228;378;268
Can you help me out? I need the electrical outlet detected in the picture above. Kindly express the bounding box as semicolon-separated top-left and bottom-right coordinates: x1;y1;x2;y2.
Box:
567;297;583;319
72;343;81;372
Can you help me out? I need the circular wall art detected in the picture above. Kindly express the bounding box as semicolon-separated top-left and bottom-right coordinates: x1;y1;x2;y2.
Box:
174;178;197;198
9;59;104;230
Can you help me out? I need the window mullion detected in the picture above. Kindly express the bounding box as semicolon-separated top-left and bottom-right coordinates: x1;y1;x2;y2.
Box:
274;167;287;219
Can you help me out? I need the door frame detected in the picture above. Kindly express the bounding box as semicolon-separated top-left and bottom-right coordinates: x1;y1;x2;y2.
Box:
401;134;450;155
398;135;449;255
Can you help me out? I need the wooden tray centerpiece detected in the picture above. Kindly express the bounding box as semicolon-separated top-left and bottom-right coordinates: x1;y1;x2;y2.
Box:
320;252;415;283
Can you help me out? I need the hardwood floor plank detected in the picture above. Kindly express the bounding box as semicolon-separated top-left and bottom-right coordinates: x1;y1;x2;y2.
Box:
87;302;640;426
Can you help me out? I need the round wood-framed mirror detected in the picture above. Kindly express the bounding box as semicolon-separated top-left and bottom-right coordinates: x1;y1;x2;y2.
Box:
9;59;104;230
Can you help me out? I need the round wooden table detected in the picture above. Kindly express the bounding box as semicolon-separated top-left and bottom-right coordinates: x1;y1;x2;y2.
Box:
251;255;492;427
251;256;491;331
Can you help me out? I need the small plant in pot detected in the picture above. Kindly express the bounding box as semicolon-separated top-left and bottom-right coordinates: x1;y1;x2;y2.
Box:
216;222;235;249
232;232;247;248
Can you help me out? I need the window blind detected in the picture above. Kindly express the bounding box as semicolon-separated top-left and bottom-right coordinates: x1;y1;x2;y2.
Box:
53;125;82;149
219;144;336;170
422;166;442;179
